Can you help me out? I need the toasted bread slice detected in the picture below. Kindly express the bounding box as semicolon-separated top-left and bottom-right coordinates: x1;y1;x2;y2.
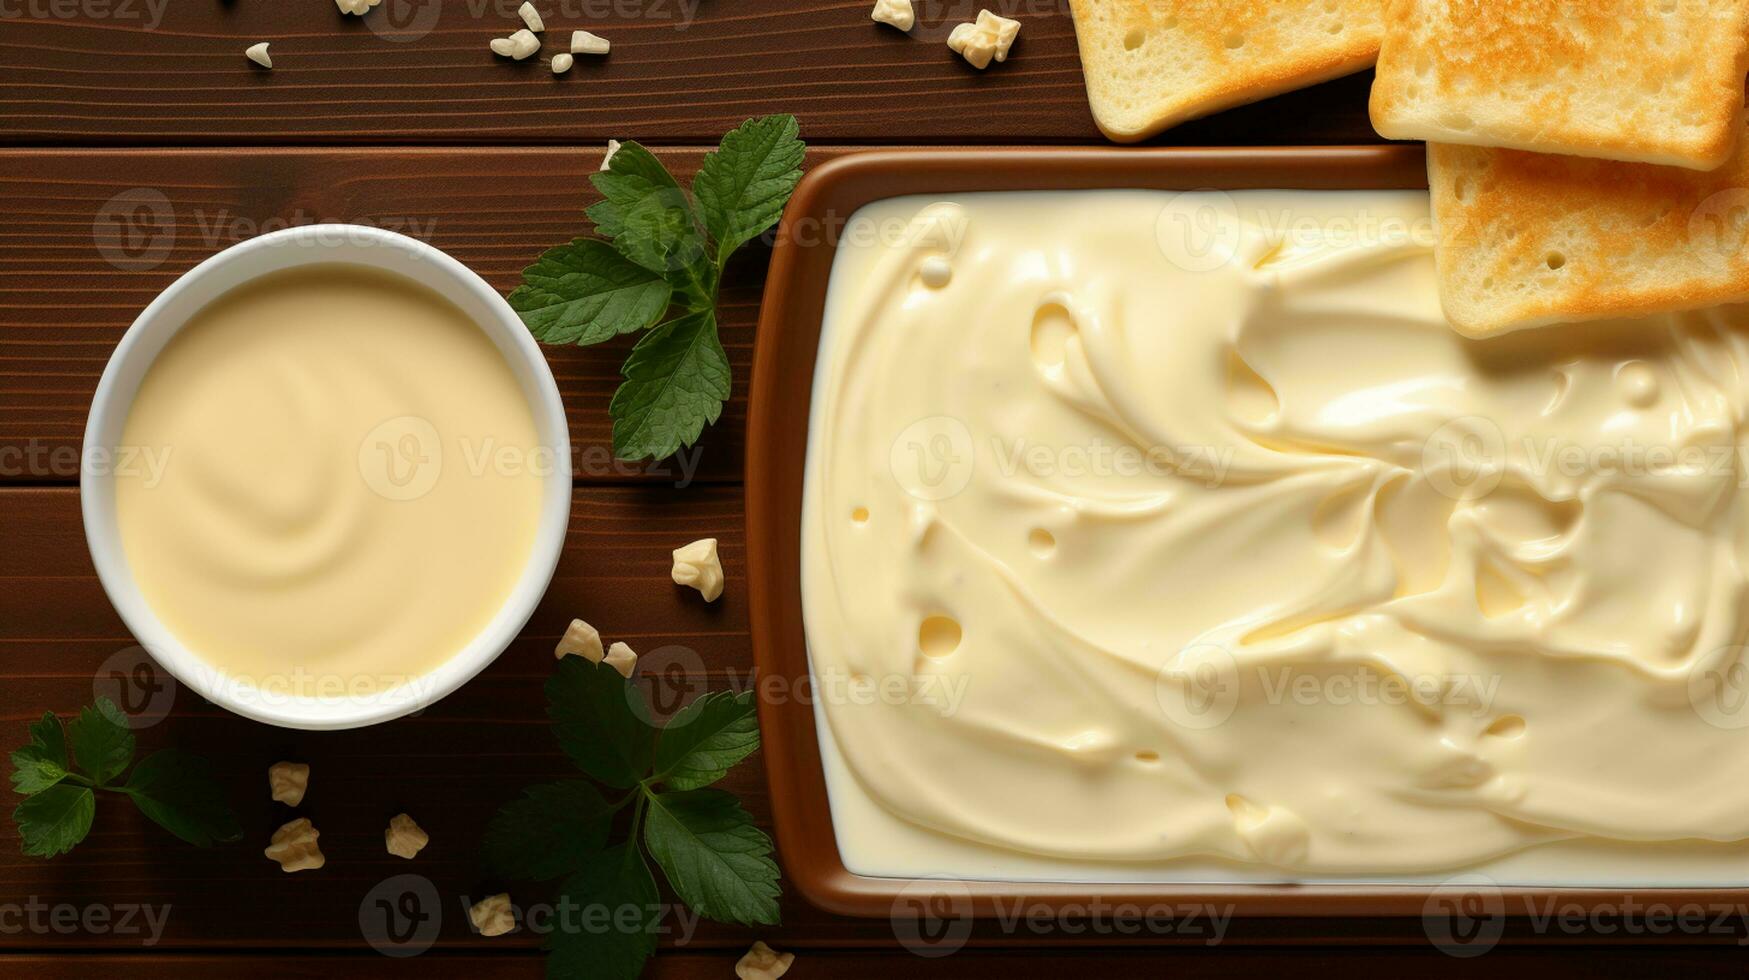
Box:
1372;0;1749;171
1428;134;1749;336
1068;0;1384;143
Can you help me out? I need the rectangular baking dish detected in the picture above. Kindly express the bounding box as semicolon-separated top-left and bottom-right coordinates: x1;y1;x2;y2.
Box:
743;146;1749;920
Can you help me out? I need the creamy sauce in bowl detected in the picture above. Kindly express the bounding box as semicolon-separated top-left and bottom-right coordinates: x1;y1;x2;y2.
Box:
113;263;545;703
802;190;1749;881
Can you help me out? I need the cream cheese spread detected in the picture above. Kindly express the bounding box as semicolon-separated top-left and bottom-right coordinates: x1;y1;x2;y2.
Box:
116;264;543;700
801;189;1749;879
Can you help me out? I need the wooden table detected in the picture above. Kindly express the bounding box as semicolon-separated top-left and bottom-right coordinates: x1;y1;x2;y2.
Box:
0;1;1739;975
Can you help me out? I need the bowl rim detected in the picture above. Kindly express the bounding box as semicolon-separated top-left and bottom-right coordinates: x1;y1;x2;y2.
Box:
80;223;572;731
744;144;1749;918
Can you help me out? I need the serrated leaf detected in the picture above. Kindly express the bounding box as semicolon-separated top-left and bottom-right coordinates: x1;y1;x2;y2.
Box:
654;691;760;791
14;783;95;858
546;843;660;980
9;712;70;795
609;310;729;462
547;657;655;789
693;113;805;259
482;780;613;881
510;238;672;346
643;788;780;926
613;193;712;282
68;699;134;786
122;749;242;848
587;141;683;239
587;141;709;282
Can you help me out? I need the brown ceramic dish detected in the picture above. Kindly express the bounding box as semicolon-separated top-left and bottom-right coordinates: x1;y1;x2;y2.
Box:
744;146;1745;919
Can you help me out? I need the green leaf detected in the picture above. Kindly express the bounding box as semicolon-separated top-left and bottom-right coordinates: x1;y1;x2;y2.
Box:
68;698;134;786
586;141;708;280
643;788;780;926
608;310;729;462
121;749;242;848
613;194;712;283
693;114;805;260
547;656;654;789
482;780;613;881
14;783;95;858
547;843;660;980
587;140;685;239
510;238;673;346
654;691;760;791
9;712;70;795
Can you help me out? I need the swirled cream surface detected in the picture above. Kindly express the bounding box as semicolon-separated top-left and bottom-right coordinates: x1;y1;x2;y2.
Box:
115;265;542;698
801;190;1749;882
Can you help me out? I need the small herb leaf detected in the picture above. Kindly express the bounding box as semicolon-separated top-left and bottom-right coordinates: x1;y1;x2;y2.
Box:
519;117;806;465
122;749;243;847
693;114;805;260
643;788;780;926
547;657;654;789
547;842;660;980
587;141;708;282
654;691;759;791
483;780;613;881
68;698;134;786
608;310;729;462
510;239;672;347
9;712;70;795
14;783;96;858
587;140;686;239
613;193;712;286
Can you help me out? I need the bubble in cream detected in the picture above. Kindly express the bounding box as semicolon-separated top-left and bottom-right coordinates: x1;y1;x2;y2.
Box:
1616;360;1659;407
919;256;952;289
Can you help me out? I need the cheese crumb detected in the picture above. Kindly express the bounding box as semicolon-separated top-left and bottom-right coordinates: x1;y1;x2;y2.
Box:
976;9;1021;62
671;537;725;602
571;30;611;55
555;618;604;662
334;0;380;15
268;761;308;806
552;52;575;74
736;941;795;980
947;22;998;70
601;139;622;171
245;42;273;69
604;641;638;678
385;813;429;859
871;0;915;31
264;818;325;873
947;10;1020;69
492;29;541;60
470;893;516;937
518;1;545;32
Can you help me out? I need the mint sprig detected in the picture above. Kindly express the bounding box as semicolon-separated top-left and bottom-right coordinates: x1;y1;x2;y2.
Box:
510;114;806;462
7;699;241;857
482;659;777;980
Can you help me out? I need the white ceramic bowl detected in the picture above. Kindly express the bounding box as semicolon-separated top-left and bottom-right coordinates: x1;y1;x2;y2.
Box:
81;225;572;730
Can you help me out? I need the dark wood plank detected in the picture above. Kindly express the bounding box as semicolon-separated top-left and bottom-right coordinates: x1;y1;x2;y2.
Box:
0;1;1383;147
1;949;1743;977
0;146;876;486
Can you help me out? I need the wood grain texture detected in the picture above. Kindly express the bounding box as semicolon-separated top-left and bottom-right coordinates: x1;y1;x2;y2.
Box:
0;146;874;485
5;949;1748;977
0;0;1382;146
